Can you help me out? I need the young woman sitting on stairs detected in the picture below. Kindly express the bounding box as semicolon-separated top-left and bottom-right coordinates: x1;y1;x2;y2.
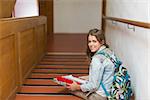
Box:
66;28;114;100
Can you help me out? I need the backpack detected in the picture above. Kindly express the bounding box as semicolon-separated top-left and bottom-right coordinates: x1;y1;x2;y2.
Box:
98;51;133;100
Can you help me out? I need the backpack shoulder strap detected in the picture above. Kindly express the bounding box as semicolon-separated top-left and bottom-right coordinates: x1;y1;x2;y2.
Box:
100;81;110;97
97;51;122;67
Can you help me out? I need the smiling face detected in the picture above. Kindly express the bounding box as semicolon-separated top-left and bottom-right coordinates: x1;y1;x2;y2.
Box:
88;34;103;53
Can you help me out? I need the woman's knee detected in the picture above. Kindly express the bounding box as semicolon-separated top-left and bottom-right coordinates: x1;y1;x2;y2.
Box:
88;93;107;100
71;91;88;100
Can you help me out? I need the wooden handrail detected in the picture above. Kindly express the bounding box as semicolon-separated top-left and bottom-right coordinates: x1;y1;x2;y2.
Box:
103;16;150;29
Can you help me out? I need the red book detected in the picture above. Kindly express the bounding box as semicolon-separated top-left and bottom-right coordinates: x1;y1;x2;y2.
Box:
53;75;87;86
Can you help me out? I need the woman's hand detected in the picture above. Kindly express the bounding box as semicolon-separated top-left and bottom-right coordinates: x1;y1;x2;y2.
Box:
66;81;80;91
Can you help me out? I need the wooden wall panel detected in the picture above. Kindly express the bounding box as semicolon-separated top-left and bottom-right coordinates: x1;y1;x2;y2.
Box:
0;34;18;100
0;16;47;100
0;86;1;100
35;25;47;61
0;0;16;18
18;29;36;83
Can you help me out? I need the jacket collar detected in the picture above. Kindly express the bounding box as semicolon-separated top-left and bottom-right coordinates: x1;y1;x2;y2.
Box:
95;45;106;55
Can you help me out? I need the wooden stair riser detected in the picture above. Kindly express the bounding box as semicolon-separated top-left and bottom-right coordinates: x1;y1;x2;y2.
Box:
44;55;87;59
39;61;89;65
19;86;69;94
35;65;88;69
29;73;88;79
32;69;88;74
15;94;82;100
24;79;58;86
41;58;88;62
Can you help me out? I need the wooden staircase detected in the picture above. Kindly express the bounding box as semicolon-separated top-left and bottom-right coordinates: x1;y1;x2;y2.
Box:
15;53;89;100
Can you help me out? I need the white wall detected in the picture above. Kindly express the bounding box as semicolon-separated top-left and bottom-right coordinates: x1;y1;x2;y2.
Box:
148;29;150;99
54;0;102;33
148;0;150;97
105;0;150;99
14;0;39;18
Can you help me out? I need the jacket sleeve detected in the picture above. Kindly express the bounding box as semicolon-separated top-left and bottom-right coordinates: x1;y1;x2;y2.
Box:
80;55;105;92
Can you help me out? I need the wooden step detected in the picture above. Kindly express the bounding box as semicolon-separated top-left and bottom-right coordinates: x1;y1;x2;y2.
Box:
32;69;88;74
35;65;88;69
15;94;82;100
29;73;65;79
18;86;69;94
41;58;88;62
43;55;87;59
46;52;86;56
29;73;88;79
24;79;58;86
39;61;89;65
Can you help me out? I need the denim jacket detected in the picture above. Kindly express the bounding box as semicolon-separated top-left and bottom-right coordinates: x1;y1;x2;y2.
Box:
80;45;115;97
